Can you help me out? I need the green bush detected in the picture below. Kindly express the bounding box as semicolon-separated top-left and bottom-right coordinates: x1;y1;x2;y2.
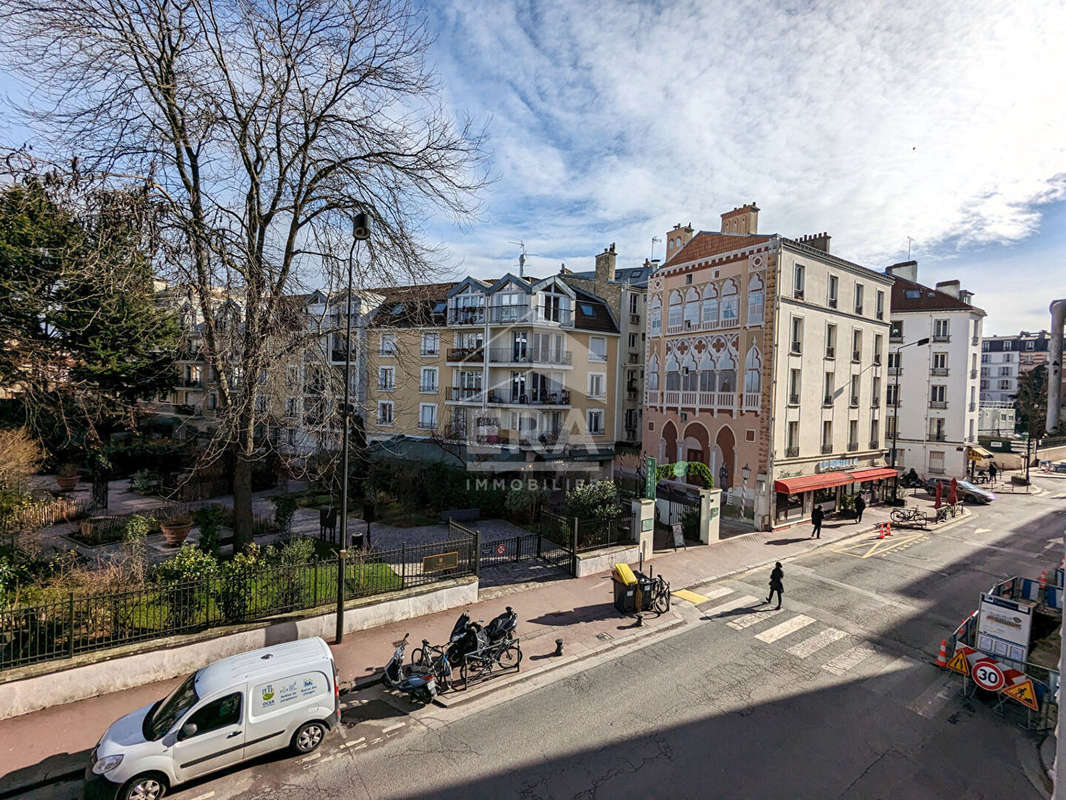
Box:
154;545;217;629
214;545;260;623
193;505;225;557
128;469;159;494
505;484;546;524
565;481;621;523
272;494;299;535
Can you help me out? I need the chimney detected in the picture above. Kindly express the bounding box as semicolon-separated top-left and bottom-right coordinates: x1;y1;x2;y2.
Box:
796;232;831;253
935;280;960;299
595;242;617;285
720;203;759;235
885;260;918;282
665;223;695;262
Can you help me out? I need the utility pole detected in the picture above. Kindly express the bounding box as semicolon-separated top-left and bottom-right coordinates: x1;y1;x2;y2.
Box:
336;212;370;644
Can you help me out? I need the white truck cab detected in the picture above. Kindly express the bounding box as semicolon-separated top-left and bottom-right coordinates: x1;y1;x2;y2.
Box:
85;637;339;800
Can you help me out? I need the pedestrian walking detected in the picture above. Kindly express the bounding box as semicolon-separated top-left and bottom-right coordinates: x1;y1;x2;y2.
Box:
810;504;824;539
766;562;784;609
988;462;997;486
854;494;866;524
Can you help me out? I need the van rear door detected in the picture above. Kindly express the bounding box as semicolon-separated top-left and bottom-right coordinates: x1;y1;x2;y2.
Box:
171;688;247;783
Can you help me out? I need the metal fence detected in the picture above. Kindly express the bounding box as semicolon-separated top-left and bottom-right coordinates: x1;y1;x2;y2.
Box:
0;495;93;537
0;538;474;671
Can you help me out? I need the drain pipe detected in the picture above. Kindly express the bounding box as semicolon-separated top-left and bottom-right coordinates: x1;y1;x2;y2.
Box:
1049;299;1065;434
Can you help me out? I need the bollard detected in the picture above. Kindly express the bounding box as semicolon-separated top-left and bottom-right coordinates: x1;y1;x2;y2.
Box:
554;638;564;657
936;639;947;668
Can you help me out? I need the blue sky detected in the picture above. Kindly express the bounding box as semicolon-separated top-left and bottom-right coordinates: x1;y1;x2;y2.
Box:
2;0;1064;334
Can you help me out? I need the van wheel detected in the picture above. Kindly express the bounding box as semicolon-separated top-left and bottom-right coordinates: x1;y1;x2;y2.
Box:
292;721;327;754
119;773;168;800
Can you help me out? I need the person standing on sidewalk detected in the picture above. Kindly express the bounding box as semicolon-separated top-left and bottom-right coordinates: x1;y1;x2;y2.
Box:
810;504;824;539
854;494;866;524
988;461;997;486
766;562;784;609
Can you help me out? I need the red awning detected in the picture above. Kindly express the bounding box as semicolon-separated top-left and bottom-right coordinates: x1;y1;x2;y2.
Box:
774;472;853;495
848;468;899;483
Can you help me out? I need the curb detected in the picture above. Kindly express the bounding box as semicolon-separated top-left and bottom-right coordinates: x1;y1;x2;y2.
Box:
0;760;84;799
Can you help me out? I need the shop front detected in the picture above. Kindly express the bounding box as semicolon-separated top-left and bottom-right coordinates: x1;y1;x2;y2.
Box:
772;456;896;528
846;467;899;504
773;472;853;527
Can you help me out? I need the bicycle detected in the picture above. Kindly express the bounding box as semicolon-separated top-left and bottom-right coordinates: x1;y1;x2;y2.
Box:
890;506;928;528
458;638;522;686
411;639;455;691
638;572;671;615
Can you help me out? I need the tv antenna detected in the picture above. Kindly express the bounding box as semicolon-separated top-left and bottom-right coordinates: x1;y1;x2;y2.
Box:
650;236;662;260
508;241;545;278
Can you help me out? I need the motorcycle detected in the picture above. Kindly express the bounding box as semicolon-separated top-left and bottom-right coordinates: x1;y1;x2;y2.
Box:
446;607;517;665
382;633;437;703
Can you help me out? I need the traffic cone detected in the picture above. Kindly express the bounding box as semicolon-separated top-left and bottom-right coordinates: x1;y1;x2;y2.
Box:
936;639;947;668
1039;569;1047;589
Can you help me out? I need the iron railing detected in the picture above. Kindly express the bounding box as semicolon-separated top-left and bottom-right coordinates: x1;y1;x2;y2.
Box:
0;539;473;671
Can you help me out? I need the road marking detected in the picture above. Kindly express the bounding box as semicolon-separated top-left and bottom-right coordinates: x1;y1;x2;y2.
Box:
755;614;815;643
831;531;927;559
299;753;321;764
382;722;405;734
786;628;847;658
974;528;991;534
727;607;785;630
318;754;337;765
188;793;216;800
340;737;366;749
822;645;876;676
703;594;760;617
691;585;734;602
673;588;711;604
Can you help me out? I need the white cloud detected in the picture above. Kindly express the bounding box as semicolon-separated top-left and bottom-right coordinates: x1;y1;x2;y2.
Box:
429;0;1066;292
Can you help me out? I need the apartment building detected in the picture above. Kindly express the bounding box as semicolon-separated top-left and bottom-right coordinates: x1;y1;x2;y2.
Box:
643;204;893;531
981;331;1053;405
564;244;652;445
883;262;985;480
363;272;621;479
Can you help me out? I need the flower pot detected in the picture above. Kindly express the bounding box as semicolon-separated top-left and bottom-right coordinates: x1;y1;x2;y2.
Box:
161;522;192;547
56;475;79;491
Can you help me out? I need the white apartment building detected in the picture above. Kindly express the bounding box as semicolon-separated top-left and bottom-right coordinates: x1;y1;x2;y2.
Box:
884;261;985;480
980;331;1052;405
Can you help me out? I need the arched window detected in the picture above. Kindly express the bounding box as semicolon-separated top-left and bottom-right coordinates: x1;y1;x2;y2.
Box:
681;351;699;390
665;352;681;391
717;351;737;393
683;288;700;328
720;280;739;324
647;353;660;390
701;285;719;328
648;294;662;335
667;290;683;330
698;349;717;392
747;275;764;324
744;346;762;393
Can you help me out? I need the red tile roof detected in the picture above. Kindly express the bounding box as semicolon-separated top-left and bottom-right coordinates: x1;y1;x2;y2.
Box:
665;232;771;268
890;276;983;313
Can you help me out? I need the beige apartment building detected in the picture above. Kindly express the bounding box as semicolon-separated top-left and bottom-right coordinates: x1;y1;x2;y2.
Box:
643;204;894;530
362;273;622;479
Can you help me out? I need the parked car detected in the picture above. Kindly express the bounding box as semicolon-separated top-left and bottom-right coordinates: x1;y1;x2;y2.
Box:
86;638;339;800
923;478;996;504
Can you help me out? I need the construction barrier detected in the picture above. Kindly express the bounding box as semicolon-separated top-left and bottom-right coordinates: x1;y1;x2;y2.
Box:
877;521;892;539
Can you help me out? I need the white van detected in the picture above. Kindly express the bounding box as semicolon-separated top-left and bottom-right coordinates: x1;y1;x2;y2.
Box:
85;637;339;800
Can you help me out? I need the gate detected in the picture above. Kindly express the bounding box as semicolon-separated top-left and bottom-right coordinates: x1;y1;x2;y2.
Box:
454;517;574;576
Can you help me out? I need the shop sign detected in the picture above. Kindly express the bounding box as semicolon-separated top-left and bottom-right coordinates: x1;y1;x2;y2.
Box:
814;457;857;473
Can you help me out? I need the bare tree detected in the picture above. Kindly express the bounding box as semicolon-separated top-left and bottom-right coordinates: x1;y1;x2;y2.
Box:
2;0;485;546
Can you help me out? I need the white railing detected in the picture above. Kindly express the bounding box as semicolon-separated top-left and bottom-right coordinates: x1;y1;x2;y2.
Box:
646;389;661;406
664;390;681;405
681;391;698;407
713;391;735;409
698;391;715;408
742;392;760;411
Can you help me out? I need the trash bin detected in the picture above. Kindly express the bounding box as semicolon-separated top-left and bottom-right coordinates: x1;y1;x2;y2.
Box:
612;563;637;614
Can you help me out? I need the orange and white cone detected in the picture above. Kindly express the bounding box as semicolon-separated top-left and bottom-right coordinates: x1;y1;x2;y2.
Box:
936;639;947;668
1039;569;1047;589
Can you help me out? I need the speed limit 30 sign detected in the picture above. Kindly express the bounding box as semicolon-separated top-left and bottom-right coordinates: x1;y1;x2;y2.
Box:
972;660;1006;692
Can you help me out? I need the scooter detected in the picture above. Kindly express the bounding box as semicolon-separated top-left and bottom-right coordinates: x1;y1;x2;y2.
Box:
446;607;518;665
382;633;437;703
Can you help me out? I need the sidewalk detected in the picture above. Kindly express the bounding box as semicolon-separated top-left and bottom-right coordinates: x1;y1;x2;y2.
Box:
0;501;942;796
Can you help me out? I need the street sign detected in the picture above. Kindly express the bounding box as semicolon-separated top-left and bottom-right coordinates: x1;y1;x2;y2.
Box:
972;660;1006;692
671;522;685;550
947;651;970;676
422;551;459;573
495;542;506;556
1003;679;1039;711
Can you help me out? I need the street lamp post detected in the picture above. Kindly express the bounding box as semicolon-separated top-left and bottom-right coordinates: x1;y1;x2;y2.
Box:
336;212;370;645
889;336;930;503
741;463;751;524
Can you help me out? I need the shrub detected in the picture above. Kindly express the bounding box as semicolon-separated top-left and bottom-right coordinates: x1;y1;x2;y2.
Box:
0;428;44;490
129;469;159;495
505;484;547;524
193;505;225;557
272;494;299;535
265;537;316;610
155;545;217;630
565;481;621;523
214;544;260;623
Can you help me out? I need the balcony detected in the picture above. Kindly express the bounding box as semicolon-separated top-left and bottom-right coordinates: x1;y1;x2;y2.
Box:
931;367;949;376
786;446;799;458
535;309;573;326
788;393;800;406
742;393;760;412
488;305;531;324
646;389;661;406
933;333;950;342
447;347;484;363
487;347;572;366
929;400;948;409
821;443;833;454
520;431;566;449
485;389;571;407
847;440;859;452
447;308;485;326
448;386;483;402
927;432;947;442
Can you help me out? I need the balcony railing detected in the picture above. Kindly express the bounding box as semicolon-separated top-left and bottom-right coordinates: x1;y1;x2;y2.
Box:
970;368;978;379
931;367;949;376
971;336;979;346
447;347;484;362
869;439;880;449
847;440;859;451
788;393;800;406
378;383;395;392
666;315;740;334
888;366;901;376
742;392;760;411
485;389;571;407
535;309;573;326
927;432;947;442
786;446;799;458
933;333;950;342
871;396;881;406
588;352;608;362
487;347;572;366
646;389;661;406
821;444;833;454
823;395;833;407
417;420;437;430
852;350;861;363
448;386;483;402
825;346;835;359
447;308;485;326
929;399;948;409
488;305;531;324
419;384;438;394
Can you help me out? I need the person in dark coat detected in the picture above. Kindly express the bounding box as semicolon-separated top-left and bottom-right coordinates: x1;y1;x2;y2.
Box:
988;462;998;485
766;562;784;609
854;494;866;524
810;504;824;539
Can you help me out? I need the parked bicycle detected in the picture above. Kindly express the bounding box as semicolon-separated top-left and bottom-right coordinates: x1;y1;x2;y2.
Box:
635;569;671;614
890;506;929;528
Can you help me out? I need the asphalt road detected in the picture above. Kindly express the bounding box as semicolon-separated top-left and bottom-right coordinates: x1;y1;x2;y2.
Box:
36;477;1066;800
